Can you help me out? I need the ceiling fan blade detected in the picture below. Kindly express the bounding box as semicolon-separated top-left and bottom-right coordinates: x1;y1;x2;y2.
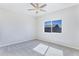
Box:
30;3;36;8
40;4;47;8
35;3;39;7
28;9;35;11
40;9;46;12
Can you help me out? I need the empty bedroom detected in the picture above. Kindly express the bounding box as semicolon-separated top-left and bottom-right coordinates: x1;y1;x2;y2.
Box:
0;3;79;56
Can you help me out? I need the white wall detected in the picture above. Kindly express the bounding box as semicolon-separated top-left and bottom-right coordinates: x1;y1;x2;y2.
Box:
0;8;36;47
36;5;79;49
0;4;79;50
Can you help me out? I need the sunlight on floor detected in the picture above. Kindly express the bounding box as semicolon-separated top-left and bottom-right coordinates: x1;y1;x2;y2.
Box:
33;43;63;56
33;43;48;55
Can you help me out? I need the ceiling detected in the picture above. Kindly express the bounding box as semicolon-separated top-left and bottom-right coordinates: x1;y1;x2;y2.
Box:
0;3;78;17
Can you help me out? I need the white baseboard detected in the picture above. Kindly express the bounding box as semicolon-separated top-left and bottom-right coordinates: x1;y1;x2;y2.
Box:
0;39;34;48
37;39;79;50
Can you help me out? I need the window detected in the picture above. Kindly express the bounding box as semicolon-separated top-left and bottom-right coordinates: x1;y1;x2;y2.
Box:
44;20;62;33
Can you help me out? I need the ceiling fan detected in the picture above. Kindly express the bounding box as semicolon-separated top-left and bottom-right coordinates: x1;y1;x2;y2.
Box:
28;3;47;14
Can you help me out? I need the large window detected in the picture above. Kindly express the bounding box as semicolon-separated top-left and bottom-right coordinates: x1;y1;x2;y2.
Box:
44;20;62;33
